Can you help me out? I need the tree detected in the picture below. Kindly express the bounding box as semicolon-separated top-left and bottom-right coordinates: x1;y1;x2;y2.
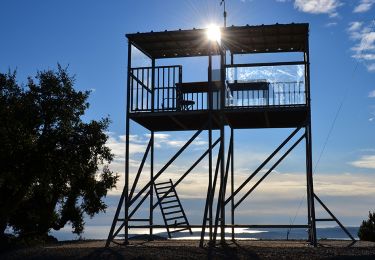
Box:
358;211;375;242
0;65;118;241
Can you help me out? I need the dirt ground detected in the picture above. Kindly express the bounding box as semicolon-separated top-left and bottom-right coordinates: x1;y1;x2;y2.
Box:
1;239;375;259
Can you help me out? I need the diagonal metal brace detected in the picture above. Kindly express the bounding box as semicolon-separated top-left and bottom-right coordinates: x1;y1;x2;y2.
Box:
152;137;221;210
129;137;152;201
234;133;305;209
200;143;223;247
314;193;356;241
225;127;301;206
129;126;206;207
213;133;233;244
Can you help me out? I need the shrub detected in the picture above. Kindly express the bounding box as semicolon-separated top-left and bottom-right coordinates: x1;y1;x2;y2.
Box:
358;211;375;242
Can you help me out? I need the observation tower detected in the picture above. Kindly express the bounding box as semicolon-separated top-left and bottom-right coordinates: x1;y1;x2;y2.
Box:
107;23;355;247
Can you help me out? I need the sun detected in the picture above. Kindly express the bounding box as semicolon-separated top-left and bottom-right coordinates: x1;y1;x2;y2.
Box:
206;24;221;43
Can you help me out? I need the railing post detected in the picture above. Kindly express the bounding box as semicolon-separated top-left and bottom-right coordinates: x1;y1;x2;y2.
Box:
151;59;155;112
149;131;154;238
208;52;213;243
124;39;132;245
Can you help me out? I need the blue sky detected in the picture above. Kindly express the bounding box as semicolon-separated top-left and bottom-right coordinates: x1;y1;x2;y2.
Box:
1;0;375;239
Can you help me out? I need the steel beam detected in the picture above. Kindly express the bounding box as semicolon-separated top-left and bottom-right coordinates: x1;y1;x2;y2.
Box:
208;52;213;244
149;130;154;238
105;182;126;247
314;193;355;241
234;133;305;209
200;141;222;247
128;224;310;229
153;138;221;210
129;127;205;206
225;61;306;68
128;138;152;201
129;190;151;219
230;128;234;241
213;131;232;244
124;40;132;245
305;33;317;246
225;127;301;206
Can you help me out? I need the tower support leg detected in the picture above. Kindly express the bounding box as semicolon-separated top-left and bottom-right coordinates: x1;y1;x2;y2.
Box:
149;131;154;239
230;128;234;241
305;125;317;246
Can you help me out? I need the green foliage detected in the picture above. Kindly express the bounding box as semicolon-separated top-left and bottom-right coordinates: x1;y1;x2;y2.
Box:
0;65;118;240
358;211;375;242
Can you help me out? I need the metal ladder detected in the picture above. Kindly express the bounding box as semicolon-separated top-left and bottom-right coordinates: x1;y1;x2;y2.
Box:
154;179;193;238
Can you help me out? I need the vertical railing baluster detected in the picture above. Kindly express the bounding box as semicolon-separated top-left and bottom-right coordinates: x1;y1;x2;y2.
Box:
167;67;170;110
162;68;165;110
157;68;160;111
146;68;149;110
130;69;133;111
172;67;175;110
135;69;139;110
141;69;144;110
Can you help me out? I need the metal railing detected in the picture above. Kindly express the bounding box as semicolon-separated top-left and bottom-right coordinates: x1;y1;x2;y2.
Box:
226;81;306;108
129;65;306;113
130;65;182;112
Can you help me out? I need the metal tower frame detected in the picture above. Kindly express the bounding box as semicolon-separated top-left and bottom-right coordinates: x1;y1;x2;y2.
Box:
106;24;355;248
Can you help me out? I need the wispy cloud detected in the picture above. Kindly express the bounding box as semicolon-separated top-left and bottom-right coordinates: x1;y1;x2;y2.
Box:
350;155;375;169
348;21;363;35
369;90;375;97
325;22;338;27
367;63;375;71
293;0;342;17
105;132;210;195
347;20;375;72
353;0;375;13
144;133;207;148
106;134;146;160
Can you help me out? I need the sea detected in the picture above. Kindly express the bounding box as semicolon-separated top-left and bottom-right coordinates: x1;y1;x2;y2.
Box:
50;226;359;241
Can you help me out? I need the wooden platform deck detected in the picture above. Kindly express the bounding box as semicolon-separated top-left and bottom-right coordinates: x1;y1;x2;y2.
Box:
129;106;308;131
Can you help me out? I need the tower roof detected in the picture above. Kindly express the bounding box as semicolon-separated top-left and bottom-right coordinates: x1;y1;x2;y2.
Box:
126;23;309;59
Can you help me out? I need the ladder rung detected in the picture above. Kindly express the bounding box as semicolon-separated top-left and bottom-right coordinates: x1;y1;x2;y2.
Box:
168;222;186;227
166;216;184;221
170;228;190;234
162;195;176;199
161;199;178;205
155;181;170;186
157;191;172;197
156;187;172;192
156;185;172;190
163;205;180;210
164;210;182;215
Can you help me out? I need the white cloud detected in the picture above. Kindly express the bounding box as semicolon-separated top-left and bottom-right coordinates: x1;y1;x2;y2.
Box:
106;134;147;159
294;0;342;17
350;155;375;169
367;63;375;71
325;22;338;27
354;0;375;13
369;90;375;97
348;20;375;72
348;21;363;35
352;53;375;60
105;132;211;195
144;133;207;148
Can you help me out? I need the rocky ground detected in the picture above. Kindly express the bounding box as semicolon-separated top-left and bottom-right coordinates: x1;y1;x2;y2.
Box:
1;239;374;259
